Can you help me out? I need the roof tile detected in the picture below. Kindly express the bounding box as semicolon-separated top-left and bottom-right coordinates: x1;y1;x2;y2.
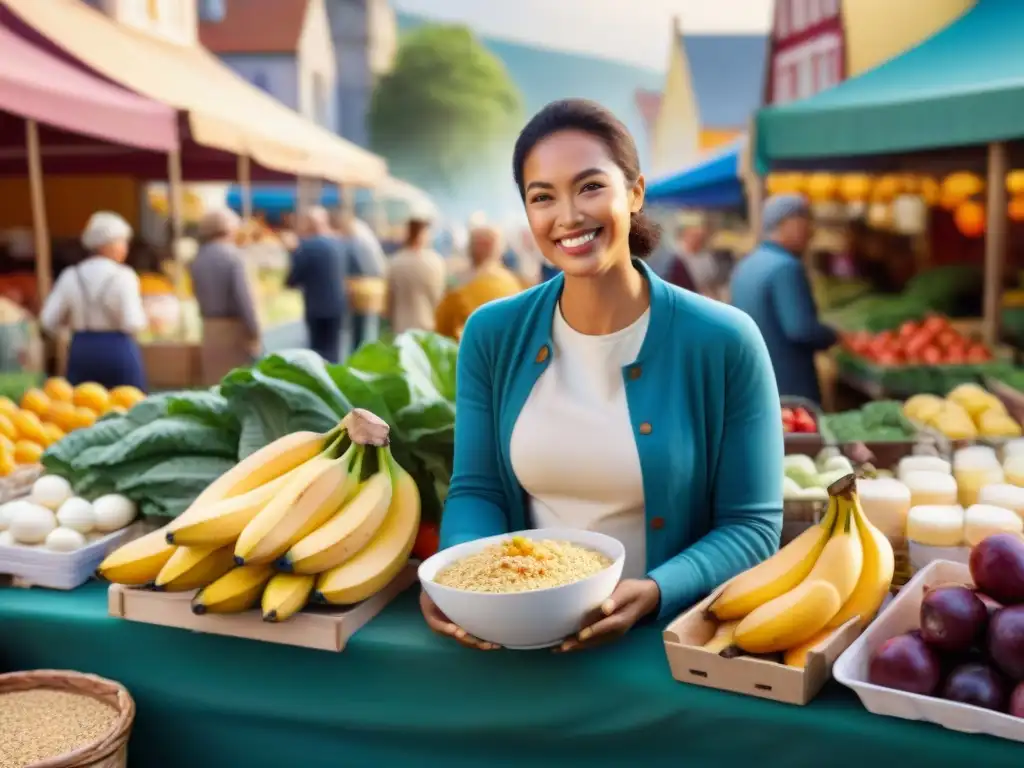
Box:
199;0;309;54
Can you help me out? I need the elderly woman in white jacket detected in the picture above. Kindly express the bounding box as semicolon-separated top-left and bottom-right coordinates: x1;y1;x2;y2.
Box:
40;211;148;390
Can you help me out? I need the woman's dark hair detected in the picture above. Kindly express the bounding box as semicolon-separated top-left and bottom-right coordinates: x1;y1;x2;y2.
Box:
405;218;430;247
512;99;661;257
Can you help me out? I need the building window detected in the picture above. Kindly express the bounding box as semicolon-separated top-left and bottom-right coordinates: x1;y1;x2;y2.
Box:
822;0;840;18
146;0;160;21
791;0;806;34
807;0;820;26
776;0;789;39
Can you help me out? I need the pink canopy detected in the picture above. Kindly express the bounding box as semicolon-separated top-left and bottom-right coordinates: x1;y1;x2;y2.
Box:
0;23;177;153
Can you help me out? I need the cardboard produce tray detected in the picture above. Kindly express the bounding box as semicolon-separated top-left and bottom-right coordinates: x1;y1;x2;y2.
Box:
108;563;417;652
662;587;862;706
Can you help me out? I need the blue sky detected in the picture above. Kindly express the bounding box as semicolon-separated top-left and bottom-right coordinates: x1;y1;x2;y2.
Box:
391;0;773;70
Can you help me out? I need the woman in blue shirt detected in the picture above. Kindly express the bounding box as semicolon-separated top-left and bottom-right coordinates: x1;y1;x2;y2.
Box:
421;99;783;651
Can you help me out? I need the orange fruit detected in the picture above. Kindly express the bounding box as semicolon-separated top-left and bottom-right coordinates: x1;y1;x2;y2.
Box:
73;407;98;430
110;386;145;410
0;413;15;441
45;401;78;433
0;397;17;418
20;388;51;418
43;377;74;403
0;451;14;477
13;440;43;465
0;435;14;455
73;382;111;414
41;422;65;447
11;410;45;443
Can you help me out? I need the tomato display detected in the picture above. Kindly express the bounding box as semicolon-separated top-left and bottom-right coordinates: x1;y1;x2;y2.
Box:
782;406;817;434
841;315;994;367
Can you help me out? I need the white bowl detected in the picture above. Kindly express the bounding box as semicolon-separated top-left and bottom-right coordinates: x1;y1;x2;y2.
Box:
418;528;625;650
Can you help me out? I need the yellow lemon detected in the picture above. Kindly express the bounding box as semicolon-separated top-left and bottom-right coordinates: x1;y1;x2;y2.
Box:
0;435;14;455
40;422;65;447
0;451;14;477
0;397;17;418
73;382;111;414
11;410;45;443
73;407;98;430
110;386;145;410
43;377;74;403
13;440;44;466
0;413;15;441
19;388;51;418
45;401;78;433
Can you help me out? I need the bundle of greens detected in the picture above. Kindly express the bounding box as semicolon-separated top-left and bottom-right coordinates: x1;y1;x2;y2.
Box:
41;331;457;524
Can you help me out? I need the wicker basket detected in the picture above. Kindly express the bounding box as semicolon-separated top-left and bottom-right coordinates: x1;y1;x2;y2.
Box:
0;670;135;768
346;277;387;315
0;463;43;504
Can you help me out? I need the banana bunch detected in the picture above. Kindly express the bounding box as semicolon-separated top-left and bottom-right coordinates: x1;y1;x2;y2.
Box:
97;424;421;623
704;473;894;664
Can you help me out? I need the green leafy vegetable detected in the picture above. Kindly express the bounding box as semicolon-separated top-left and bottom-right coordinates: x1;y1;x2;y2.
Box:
76;417;237;469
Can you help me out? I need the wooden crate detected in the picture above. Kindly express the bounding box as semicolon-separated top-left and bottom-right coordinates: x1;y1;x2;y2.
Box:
108;564;417;652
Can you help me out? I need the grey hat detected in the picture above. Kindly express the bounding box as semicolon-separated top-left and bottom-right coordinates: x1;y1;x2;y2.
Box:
762;193;810;234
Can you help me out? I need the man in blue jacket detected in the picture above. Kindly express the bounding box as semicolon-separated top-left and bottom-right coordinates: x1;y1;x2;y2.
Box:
730;194;836;403
286;207;361;363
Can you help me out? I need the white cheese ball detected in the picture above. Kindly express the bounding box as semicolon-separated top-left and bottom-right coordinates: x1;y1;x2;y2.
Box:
30;475;74;511
45;527;87;552
92;495;137;532
56;497;96;534
9;502;58;545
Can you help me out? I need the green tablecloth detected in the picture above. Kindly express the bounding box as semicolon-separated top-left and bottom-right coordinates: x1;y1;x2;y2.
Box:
0;583;1018;768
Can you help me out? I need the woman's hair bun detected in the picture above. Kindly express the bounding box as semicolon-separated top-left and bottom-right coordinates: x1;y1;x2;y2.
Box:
629;211;662;258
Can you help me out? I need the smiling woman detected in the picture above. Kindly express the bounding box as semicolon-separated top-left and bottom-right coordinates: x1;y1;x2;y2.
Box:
419;99;785;653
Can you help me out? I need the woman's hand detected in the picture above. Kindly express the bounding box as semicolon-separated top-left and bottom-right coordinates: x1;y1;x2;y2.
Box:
556;578;661;653
419;589;501;651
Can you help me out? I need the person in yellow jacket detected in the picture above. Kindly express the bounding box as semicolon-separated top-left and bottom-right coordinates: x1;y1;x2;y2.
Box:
435;224;524;340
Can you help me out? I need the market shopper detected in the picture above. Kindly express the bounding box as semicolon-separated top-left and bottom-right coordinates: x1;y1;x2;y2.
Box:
40;212;148;390
337;212;387;353
730;194;837;404
386;217;446;333
435;223;524;339
422;99;783;651
286;206;360;363
189;208;262;385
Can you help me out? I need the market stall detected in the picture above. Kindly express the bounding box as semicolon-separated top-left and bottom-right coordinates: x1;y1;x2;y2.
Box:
755;0;1024;357
646;137;747;209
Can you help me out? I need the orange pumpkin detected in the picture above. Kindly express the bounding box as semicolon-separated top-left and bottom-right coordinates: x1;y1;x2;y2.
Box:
954;201;986;238
1009;197;1024;222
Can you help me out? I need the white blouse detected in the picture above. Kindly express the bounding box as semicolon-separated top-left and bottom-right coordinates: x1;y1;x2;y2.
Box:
510;305;650;579
40;257;148;335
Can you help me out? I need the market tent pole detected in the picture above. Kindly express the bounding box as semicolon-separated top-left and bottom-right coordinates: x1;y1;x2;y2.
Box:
237;154;252;222
982;141;1008;349
24;119;52;302
166;148;188;340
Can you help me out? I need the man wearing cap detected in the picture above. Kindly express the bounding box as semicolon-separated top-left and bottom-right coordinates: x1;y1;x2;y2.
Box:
730;194;836;403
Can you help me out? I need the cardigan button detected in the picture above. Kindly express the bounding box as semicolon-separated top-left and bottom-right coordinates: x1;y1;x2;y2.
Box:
651;516;665;531
535;345;550;363
629;365;642;380
639;422;652;435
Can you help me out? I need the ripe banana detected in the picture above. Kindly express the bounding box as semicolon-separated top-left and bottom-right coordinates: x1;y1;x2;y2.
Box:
805;488;863;605
234;444;361;565
701;620;740;655
280;449;394;575
171;429;338;527
97;527;176;586
262;573;316;622
709;498;837;621
734;580;842;654
191;564;274;615
783;626;839;668
165;469;297;546
315;451;420;605
733;475;865;654
825;491;894;629
153;544;237;592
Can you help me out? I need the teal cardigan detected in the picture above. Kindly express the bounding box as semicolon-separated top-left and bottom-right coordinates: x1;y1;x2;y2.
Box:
440;260;784;620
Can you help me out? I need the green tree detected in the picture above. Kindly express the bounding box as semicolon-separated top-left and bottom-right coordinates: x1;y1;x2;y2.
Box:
369;24;522;195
